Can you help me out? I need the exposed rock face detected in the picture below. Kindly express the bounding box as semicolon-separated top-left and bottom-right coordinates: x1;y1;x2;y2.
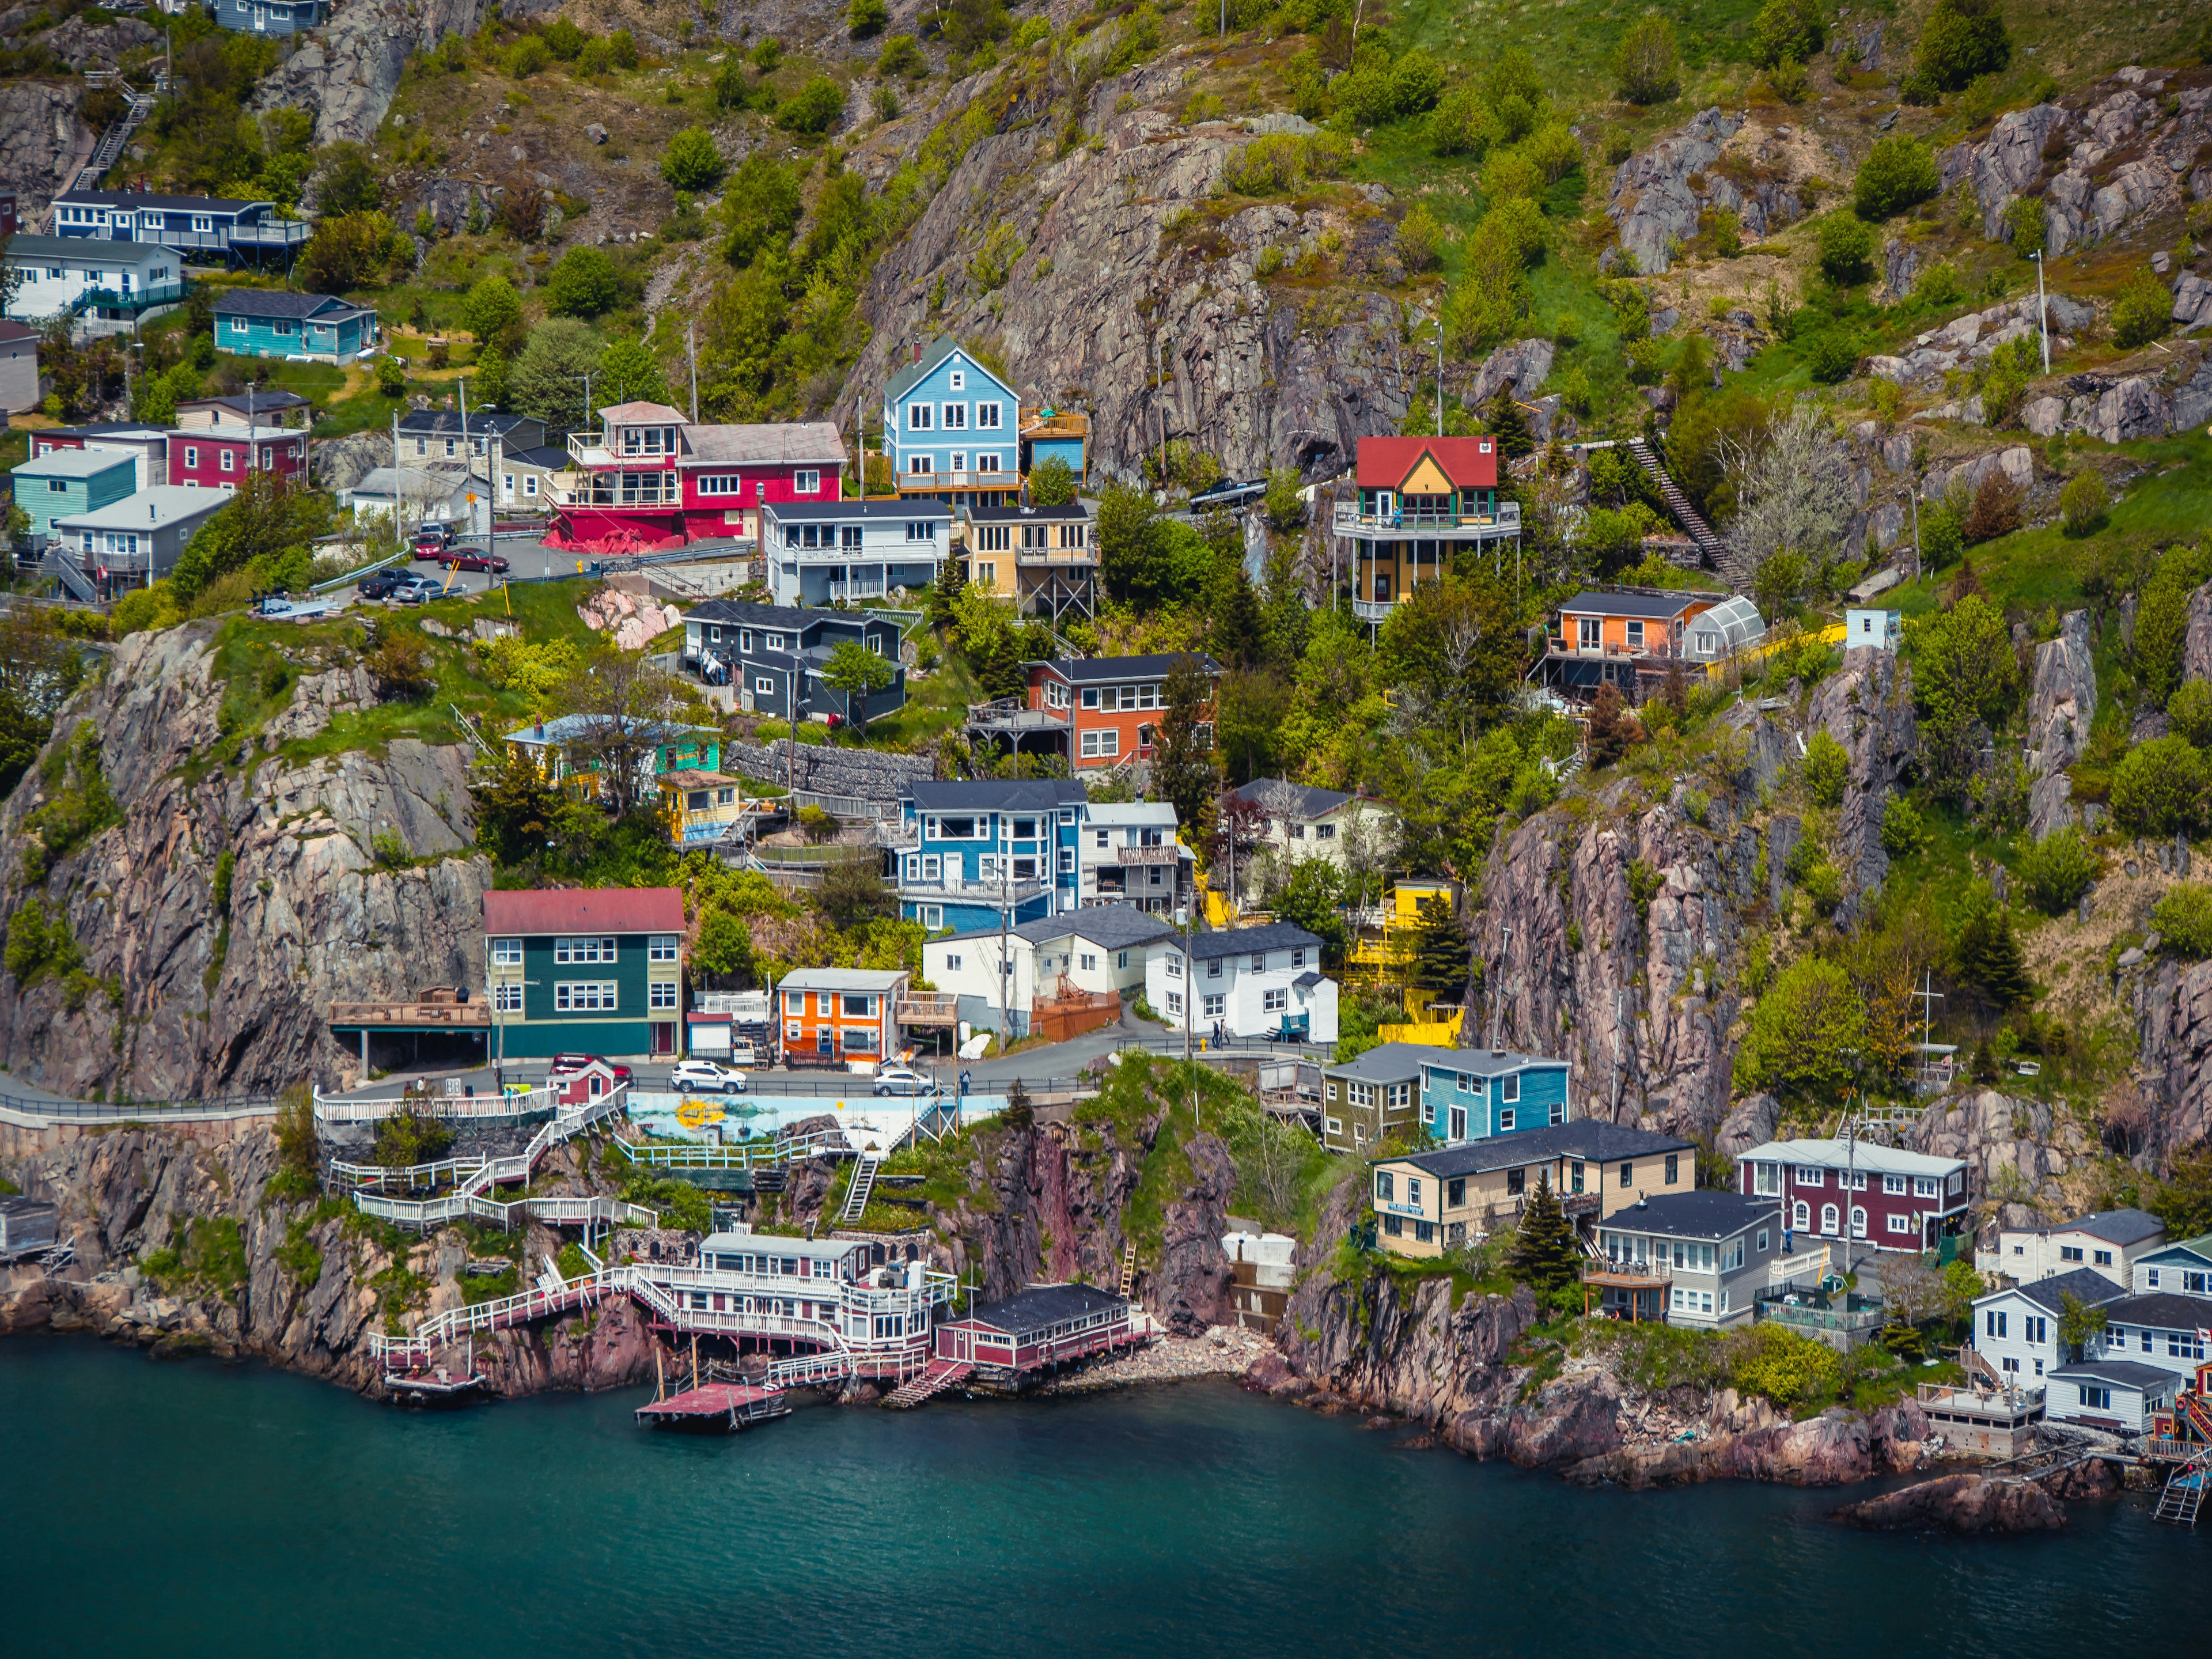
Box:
1564;1400;1933;1489
1834;1472;2067;1532
1806;644;1917;909
1868;297;2082;388
1908;1090;2093;1208
1468;339;1555;409
0;624;488;1099
0;80;95;229
309;430;391;494
251;0;558;145
838;69;1417;484
2069;354;2212;447
37;12;159;68
2176;274;2212;333
1717;1092;1781;1158
2133;958;2212;1157
2181;581;2212;687
1608;108;1742;276
2026;610;2097;839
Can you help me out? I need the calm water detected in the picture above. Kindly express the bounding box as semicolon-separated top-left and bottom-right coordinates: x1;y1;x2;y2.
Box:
3;1336;2202;1658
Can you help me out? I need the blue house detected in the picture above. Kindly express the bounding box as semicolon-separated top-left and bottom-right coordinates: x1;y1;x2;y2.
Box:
10;448;137;537
892;778;1087;932
46;190;310;267
1418;1050;1571;1143
214;0;328;36
681;598;907;724
880;338;1020;509
214;290;380;366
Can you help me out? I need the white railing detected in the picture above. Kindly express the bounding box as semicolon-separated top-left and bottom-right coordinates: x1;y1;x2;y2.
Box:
313;1082;569;1127
1333;501;1521;535
1767;1247;1834;1289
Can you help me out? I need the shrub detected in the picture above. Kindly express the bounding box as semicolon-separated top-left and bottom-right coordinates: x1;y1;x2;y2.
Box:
1980;336;2035;427
505;34;550;78
1880;792;1925;855
2058;471;2108;536
1028;455;1076;507
2018;827;2100;915
1394;202;1444;272
1727;1323;1842;1408
2168;680;2212;749
1710;207;1744;257
2111;263;2173;350
2004;194;2046;257
1804;729;1849;806
376;353;406;395
1911;0;2011;97
877;32;926;76
1816;211;1876;283
2111;736;2207;836
544;246;619;318
1764;56;1809;103
1613;14;1679;105
1753;0;1824;68
778;76;847;137
1854;135;1939;221
1429;86;1488;157
1482;145;1546;204
1963;469;2024;543
849;0;888;36
1806;330;1859;382
2152;883;2212;960
660;126;726;190
1389;47;1445;117
542;17;586;60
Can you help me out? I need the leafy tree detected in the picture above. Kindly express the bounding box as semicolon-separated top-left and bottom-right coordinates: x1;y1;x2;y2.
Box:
364;630;434;702
1753;0;1824;67
1733;956;1868;1098
661;126;728;191
172;473;332;601
298;211;409;292
461;275;523;350
822;638;897;732
1100;483;1218;607
1853;135;1939;221
1613;14;1679;105
721;154;805;267
693;907;756;983
1804;728;1849;807
471;753;567;868
1963;469;2023;543
1215;668;1293;785
2017;827;2100;915
2058;471;2108;536
1816;211;1876;283
1028;454;1076;506
777;76;847;137
313;141;384;215
2170;680;2212;749
1880;793;1925;856
2056;1290;2109;1363
552;647;686;815
1446;216;1531;354
0;605;84;797
1907;0;2010;99
545;247;620;319
877;33;927;77
849;0;889;36
1429;87;1489;157
506;318;604;432
2147;1144;2212;1238
927;551;968;629
1210;571;1269;672
505;34;551;78
542;17;587;59
2110;736;2207;837
2111;263;2173;351
1270;857;1350;966
596;337;671;408
1150;655;1220;838
1505;1173;1580;1295
1905;594;2016;787
2136;540;2212;707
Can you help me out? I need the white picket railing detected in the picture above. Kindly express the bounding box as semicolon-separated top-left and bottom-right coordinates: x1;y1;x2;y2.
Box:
313;1082;570;1127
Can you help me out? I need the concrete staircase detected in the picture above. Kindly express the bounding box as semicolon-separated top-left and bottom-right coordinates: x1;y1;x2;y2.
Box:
1626;436;1755;591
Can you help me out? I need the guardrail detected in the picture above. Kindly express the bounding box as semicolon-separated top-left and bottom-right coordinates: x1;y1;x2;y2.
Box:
312;1082;564;1126
0;1088;279;1125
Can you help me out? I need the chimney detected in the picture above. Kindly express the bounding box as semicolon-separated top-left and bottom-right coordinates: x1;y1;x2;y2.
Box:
912;340;921;366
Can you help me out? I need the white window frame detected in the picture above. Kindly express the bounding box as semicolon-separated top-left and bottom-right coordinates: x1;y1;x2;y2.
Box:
649;935;680;962
649;980;679;1010
490;937;522;967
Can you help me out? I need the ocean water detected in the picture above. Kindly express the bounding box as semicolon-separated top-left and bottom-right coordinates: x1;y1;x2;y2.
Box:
1;1335;2200;1658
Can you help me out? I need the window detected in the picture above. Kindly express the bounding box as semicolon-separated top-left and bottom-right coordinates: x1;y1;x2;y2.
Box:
1080;953;1098;972
490;938;522;967
1448;1105;1467;1140
1507;1167;1526;1196
1618;1160;1633;1189
649;982;679;1010
1263;987;1288;1012
906;521;937;542
1915;1176;1939;1198
948;369;965;392
2079;1385;2112;1412
976;402;1002;429
1987;1310;2007;1339
1164;990;1183;1016
553;937;618;964
1569;1161;1584;1194
553;981;618;1011
1250;953;1267;972
908;454;934;475
1756;1229;1769;1253
756;676;775;695
2147;1269;2161;1289
492;984;524;1012
941;403;966;429
794;470;820;494
1381;1213;1401;1236
842;994;876;1018
1502;1074;1520;1103
1498;1108;1514;1132
1820;1203;1839;1234
1315;823;1336;841
1665;1154;1679;1185
1448;1177;1465;1208
649;935;679;962
184;446;199;469
1164;955;1183;979
1324;1118;1342;1136
1797;1166;1824;1188
1202;994;1225;1018
1849;1206;1868;1238
2024;1315;2047;1346
2093;1248;2113;1266
219;449;235;473
1792;1201;1808;1230
1883;1174;1906;1195
1886;1213;1912;1235
2059;1245;2083;1263
1385;1083;1411;1111
1291;949;1306;969
1375;1171;1396;1203
1080;729;1120;758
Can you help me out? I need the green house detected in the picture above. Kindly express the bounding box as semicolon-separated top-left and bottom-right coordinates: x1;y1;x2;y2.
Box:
213;289;379;365
10;448;137;536
503;716;721;791
484;887;687;1060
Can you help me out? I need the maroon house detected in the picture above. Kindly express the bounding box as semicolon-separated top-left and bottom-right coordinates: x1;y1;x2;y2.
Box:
932;1283;1136;1382
165;424;306;491
1736;1138;1972;1254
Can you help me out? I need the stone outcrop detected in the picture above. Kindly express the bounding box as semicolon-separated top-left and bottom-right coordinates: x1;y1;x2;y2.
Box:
2133;958;2212;1157
2026;610;2097;839
2181;581;2212;688
1834;1471;2067;1532
1607;108;1738;276
1563;1397;1932;1490
1908;1090;2094;1209
0;81;94;229
37;12;158;69
1806;644;1917;910
0;624;487;1099
250;0;559;145
2065;351;2212;448
1468;339;1555;410
1868;297;2086;389
309;430;392;494
2176;274;2212;334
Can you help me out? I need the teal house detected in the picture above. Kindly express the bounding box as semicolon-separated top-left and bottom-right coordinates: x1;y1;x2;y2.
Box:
484;888;687;1060
1419;1050;1570;1143
213;289;379;366
503;716;720;794
11;448;137;537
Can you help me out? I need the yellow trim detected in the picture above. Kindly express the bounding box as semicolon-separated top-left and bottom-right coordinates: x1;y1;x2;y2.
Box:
1399;454;1453;496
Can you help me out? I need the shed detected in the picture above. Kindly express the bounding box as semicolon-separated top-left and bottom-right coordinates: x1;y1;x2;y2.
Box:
933;1282;1135;1373
1683;595;1766;659
1844;608;1901;653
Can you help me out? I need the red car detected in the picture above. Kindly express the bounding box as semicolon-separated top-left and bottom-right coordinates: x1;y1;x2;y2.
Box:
547;1053;634;1083
449;549;510;574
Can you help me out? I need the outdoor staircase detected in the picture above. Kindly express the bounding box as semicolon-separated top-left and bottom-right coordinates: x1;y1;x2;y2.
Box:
882;1359;972;1409
1626;436;1755;592
2153;1465;2206;1525
43;550;101;605
841;1154;881;1222
1117;1240;1138;1297
74;77;159;192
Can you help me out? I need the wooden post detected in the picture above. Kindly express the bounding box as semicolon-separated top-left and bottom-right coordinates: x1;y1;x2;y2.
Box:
655;1342;666;1402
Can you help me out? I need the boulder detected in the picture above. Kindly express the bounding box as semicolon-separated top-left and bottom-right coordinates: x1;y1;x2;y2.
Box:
1834;1472;2067;1533
1715;1092;1780;1158
2082;376;2173;445
1608;107;1744;275
2177;274;2212;332
1965;104;2069;239
1467;339;1555;410
2027;609;2097;774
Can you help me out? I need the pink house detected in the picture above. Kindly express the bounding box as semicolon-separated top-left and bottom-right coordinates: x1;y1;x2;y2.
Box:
550;403;846;554
165;425;307;491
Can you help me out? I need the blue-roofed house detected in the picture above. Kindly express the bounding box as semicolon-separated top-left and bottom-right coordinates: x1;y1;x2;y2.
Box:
1418;1049;1571;1143
890;778;1087;932
213;289;380;365
213;0;328;37
880;338;1020;509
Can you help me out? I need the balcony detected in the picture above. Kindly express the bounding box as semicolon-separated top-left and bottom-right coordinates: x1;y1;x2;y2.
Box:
1334;501;1521;537
329;998;491;1029
1753;1287;1887;1341
825;577;888;601
966;696;1069;734
567;431;616;468
1583;1257;1673;1289
895;992;960;1027
1012;546;1096;566
76;279;186;313
1114;844;1182;866
898;471;1014;493
900;873;1052;906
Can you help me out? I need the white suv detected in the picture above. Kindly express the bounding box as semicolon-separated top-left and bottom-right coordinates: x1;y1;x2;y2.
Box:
669;1060;748;1094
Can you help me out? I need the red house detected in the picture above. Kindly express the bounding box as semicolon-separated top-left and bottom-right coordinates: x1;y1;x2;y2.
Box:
931;1283;1137;1382
969;653;1222;771
549;403;847;553
1735;1138;1972;1253
165;424;307;491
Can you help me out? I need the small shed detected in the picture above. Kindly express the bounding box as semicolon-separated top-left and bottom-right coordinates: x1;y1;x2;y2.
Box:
1844;608;1902;653
548;1059;622;1107
0;1195;59;1259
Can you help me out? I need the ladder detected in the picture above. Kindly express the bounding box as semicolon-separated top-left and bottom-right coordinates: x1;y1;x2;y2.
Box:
883;1359;971;1409
1116;1240;1137;1297
1626;436;1755;591
842;1154;881;1222
2153;1465;2206;1526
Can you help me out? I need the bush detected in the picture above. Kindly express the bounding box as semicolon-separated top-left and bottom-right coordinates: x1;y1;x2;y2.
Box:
505;34;550;78
1613;14;1679;105
1817;211;1876;283
1393;203;1445;272
542;17;586;60
1429;86;1488;157
1764;56;1809;103
1911;0;2010;96
544;246;619;318
1963;469;2024;543
1753;0;1824;68
1854;135;1940;221
2111;263;2173;350
2059;471;2108;536
877;33;926;77
2152;883;2212;959
660;126;726;190
1880;792;1925;855
1804;729;1849;806
375;353;406;395
2168;680;2212;749
2111;736;2207;836
1726;1324;1842;1408
2018;827;2100;915
2004;194;2046;257
849;0;888;36
1482;145;1546;204
777;75;847;137
1806;330;1859;383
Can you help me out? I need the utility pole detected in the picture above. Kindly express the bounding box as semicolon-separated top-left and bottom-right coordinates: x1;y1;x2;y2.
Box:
1435;312;1444;438
1906;487;1922;583
2029;249;2049;376
687;317;699;423
457;372;476;541
390;407;401;551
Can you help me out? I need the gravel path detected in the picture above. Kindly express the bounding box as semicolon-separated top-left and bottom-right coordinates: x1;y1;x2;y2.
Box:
1040;1326;1274;1394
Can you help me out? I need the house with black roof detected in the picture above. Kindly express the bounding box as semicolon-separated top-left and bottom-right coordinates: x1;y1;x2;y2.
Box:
1368;1120;1698;1256
682;597;905;721
969;652;1224;772
1975;1267;2210;1428
921;903;1175;1037
1146;921;1336;1046
175;389;315;431
1971;1268;2124;1389
892;777;1089;932
933;1282;1136;1381
1589;1191;1785;1327
1222;776;1399;874
213;289;378;365
46;188;310;265
959;498;1096;622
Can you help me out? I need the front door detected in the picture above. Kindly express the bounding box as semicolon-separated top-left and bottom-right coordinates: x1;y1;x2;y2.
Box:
651;1022;676;1056
1578;617;1601;652
816;1028;832;1055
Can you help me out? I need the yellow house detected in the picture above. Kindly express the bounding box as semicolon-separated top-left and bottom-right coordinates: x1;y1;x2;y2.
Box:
657;770;770;847
1368;1121;1696;1257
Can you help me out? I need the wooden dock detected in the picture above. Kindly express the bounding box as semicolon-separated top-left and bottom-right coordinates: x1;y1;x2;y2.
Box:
634;1381;791;1431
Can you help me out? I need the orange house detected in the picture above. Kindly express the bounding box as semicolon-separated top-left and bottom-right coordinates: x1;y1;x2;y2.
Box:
1550;589;1732;698
778;968;908;1066
971;653;1222;771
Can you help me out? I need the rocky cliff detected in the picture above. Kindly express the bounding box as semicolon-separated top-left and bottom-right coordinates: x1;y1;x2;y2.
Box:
0;623;486;1100
251;0;560;145
0;79;94;229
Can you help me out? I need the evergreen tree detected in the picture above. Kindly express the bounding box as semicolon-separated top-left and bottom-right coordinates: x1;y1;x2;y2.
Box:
1002;1077;1035;1130
1486;389;1533;458
1404;896;1469;993
1956;904;2031;1007
1152;655;1220;838
927;553;968;631
1506;1173;1580;1294
1210;570;1268;672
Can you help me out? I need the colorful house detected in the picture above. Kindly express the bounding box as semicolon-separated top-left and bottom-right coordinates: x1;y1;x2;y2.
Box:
10;446;137;537
1332;435;1517;624
212;290;379;364
1989;1207;2165;1289
56;487;231;600
1077;801;1193;916
680;599;906;723
1737;1138;1971;1254
46;188;310;266
921;904;1172;1037
880;338;1021;508
891;778;1087;932
1017;406;1089;484
213;0;327;36
1591;1192;1784;1328
2133;1232;2212;1297
966;653;1222;772
1368;1120;1699;1256
1320;1041;1430;1154
778;967;908;1066
1418;1049;1570;1143
1546;589;1765;698
959;500;1096;623
1146;922;1338;1045
166;425;308;490
503;717;720;798
175;389;315;430
762;498;950;608
550;404;846;551
2;233;183;325
483;887;688;1060
22;422;171;489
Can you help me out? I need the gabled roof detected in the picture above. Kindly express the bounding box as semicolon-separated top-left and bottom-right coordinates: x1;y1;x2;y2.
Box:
1559;589;1714;621
55;188;265;213
2;234;174;265
957;1282;1126;1336
688;597;887;634
904;779;1086;812
883;337;1010;405
1039;653;1222;684
1083;802;1179;827
177;390;312;415
1224;778;1355;819
597;400;688;425
1387;1120;1695;1180
2040;1208;2167;1247
483;887;685;935
1990;1269;2127;1315
1324;1041;1434;1082
1606;1191;1781;1240
12;448;137;479
1355;435;1498;490
215;289;371;320
344;466;473;500
396;410;539;437
1184;923;1321;961
679;421;846;467
767;498;949;522
2138;1232;2212;1264
1739;1138;1966;1178
506;446;571;471
2103;1293;2212;1330
0;319;40;345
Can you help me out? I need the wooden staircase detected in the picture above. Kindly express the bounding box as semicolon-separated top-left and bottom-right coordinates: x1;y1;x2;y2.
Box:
1117;1240;1137;1297
841;1153;881;1222
882;1359;972;1409
74;76;159;192
2153;1465;2207;1525
1626;436;1755;591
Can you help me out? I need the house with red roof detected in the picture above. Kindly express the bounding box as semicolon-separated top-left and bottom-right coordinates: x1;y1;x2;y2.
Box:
1333;435;1519;624
483;887;688;1060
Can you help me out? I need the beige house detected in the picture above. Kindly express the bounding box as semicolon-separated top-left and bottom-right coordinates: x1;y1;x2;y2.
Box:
1369;1121;1696;1258
1223;778;1397;873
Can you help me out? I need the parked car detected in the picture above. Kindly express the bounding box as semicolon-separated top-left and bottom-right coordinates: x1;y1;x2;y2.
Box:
872;1065;932;1097
546;1052;634;1083
670;1059;749;1095
449;548;509;574
411;523;454;556
387;574;444;605
357;568;408;600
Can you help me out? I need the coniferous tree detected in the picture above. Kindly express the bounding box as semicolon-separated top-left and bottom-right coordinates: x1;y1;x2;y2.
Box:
1404;896;1469;993
1002;1077;1035;1130
1956;904;2030;1007
1210;570;1268;672
927;552;968;630
1506;1173;1581;1294
1486;389;1533;458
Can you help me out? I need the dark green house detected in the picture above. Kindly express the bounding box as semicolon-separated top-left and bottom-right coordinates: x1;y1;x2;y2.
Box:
484;887;687;1060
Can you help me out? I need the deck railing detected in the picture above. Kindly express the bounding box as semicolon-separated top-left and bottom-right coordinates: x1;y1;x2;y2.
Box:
1333;501;1521;534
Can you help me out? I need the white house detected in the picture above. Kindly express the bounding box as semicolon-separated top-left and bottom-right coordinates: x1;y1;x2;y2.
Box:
1843;608;1901;652
922;904;1172;1036
763;498;951;607
1078;801;1193;917
1971;1268;2121;1388
1145;922;1339;1046
2043;1361;2179;1435
2;233;181;325
1987;1207;2165;1289
2132;1232;2212;1297
339;465;475;527
2093;1294;2212;1382
1222;778;1397;873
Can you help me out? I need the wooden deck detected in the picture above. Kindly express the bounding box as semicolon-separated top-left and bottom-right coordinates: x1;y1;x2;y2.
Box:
634;1381;791;1430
